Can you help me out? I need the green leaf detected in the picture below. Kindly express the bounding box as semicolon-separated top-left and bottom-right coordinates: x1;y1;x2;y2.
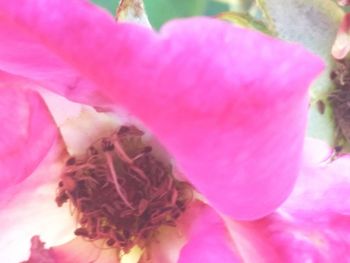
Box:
91;0;118;14
143;0;208;29
258;0;344;146
204;1;229;16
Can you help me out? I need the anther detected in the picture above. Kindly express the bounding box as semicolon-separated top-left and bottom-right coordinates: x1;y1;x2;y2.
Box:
55;125;193;254
107;239;116;246
101;138;115;151
118;125;130;135
74;227;89;237
66;157;76;166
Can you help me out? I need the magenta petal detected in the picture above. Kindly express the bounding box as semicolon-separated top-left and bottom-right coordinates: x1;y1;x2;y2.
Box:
0;87;57;190
231;140;350;262
0;0;129;105
0;1;323;219
178;202;241;263
116;19;324;219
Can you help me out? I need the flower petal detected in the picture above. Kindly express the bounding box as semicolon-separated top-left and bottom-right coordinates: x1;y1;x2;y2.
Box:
0;90;124;263
21;236;119;263
0;0;128;105
0;0;324;219
0;141;76;263
51;238;119;263
39;90;119;156
141;201;241;263
0;86;58;190
178;202;242;263
283;138;350;216
302;137;332;165
118;19;324;220
227;138;350;262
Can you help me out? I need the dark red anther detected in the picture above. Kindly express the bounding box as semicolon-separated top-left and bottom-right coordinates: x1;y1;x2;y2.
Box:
316;100;325;115
55;125;193;254
88;146;99;156
100;226;111;233
55;192;68;207
118;126;130;135
66;157;76;166
106;239;116;247
101;138;114;151
143;146;152;153
335;145;343;153
330;70;337;80
74;228;89;237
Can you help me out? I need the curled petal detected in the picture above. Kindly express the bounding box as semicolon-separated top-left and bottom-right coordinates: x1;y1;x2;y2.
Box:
0;0;126;105
40;90;119;156
178;202;242;263
0;142;75;263
119;19;323;220
229;138;350;262
143;201;241;263
0;86;58;190
0;0;323;219
283;138;350;216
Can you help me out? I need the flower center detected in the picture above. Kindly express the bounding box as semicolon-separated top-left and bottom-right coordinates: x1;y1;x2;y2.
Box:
55;125;193;253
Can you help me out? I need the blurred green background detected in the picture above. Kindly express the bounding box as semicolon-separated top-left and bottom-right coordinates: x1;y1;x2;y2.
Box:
91;0;229;29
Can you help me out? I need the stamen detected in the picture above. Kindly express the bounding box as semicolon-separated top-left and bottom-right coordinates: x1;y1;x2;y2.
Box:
104;151;134;209
55;125;193;255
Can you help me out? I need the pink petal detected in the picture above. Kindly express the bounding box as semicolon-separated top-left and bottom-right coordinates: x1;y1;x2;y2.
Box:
178;202;242;263
143;201;241;263
0;86;58;190
0;1;118;105
0;141;76;263
39;90;119;156
119;20;323;220
51;238;119;263
302;137;332;165
0;1;323;219
228;139;350;262
283;138;350;216
0;89;122;263
21;236;118;263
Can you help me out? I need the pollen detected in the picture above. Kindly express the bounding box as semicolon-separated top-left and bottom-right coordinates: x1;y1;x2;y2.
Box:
55;125;193;254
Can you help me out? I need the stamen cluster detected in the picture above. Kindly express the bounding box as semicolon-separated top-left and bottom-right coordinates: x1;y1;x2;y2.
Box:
55;126;192;252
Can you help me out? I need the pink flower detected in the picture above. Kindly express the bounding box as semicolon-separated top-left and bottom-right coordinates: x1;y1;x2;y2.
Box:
0;0;341;262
